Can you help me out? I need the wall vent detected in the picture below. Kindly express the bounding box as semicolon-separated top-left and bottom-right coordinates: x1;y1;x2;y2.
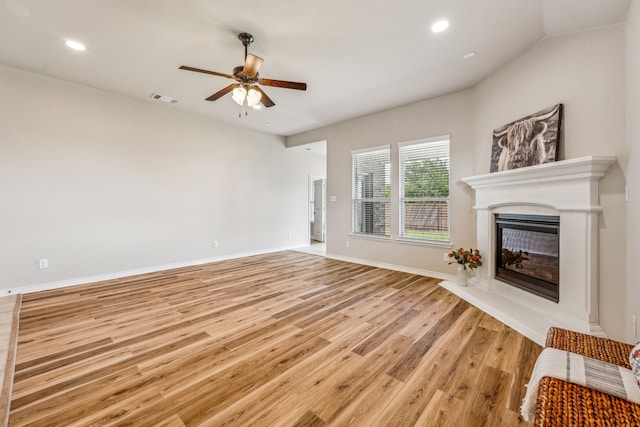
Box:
149;93;178;104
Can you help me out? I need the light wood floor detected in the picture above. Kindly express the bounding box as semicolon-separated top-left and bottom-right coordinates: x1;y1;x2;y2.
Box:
9;251;542;426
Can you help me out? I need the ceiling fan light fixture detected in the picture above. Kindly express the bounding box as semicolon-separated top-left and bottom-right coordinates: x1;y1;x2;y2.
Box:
232;86;247;105
246;87;262;107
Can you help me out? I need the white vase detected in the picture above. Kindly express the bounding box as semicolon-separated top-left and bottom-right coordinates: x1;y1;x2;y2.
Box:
456;265;468;287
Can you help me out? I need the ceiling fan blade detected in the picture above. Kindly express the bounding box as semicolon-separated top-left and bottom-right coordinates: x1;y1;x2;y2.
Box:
243;54;263;77
179;65;233;79
254;87;275;108
206;84;237;101
258;78;307;91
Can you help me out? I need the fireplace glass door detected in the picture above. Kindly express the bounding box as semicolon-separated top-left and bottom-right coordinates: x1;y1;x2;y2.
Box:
495;214;559;302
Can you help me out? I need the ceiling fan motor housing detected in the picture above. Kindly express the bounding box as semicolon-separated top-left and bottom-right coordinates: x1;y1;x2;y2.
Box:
233;66;259;84
238;33;254;48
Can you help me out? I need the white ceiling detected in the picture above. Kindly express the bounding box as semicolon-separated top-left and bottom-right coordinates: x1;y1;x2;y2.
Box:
0;0;630;137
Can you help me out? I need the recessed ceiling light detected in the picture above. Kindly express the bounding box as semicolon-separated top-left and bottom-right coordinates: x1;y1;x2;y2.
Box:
431;20;449;33
65;40;86;51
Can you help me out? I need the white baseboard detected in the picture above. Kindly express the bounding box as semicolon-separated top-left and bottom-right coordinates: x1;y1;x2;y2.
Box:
325;253;456;282
3;244;308;296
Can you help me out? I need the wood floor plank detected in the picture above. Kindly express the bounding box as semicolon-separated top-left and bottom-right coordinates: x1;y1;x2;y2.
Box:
459;365;513;426
324;336;411;426
352;309;420;356
414;389;467;427
292;411;326;427
9;251;542;426
369;306;486;426
11;347;134;401
191;321;376;426
176;335;332;425
508;333;542;414
386;299;471;382
12;332;209;410
9;366;144;426
305;334;414;423
230;346;366;426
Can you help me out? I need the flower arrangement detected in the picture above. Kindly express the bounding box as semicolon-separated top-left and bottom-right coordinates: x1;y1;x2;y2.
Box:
448;247;483;270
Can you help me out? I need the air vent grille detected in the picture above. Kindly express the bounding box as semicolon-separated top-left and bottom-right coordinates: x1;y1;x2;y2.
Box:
149;93;178;104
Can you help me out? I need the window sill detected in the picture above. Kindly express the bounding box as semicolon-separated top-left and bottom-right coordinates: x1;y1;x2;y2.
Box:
349;233;392;242
396;237;452;248
348;234;453;248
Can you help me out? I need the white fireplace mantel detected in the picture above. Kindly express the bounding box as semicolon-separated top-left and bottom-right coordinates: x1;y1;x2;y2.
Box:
441;155;616;345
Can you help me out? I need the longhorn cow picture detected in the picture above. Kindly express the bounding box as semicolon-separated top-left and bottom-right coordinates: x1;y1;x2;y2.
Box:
490;104;563;172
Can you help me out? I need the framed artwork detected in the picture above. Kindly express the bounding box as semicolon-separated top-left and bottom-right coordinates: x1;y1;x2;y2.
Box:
490;103;563;172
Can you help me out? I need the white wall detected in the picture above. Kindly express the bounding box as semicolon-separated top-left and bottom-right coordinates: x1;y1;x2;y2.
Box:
0;65;325;292
472;26;627;341
625;1;640;342
288;25;632;341
288;91;475;276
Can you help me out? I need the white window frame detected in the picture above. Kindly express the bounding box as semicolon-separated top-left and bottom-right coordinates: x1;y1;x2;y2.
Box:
351;145;391;238
398;136;450;244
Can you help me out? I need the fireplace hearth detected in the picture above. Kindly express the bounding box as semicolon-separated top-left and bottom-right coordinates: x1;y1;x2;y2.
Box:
452;155;616;344
495;214;559;302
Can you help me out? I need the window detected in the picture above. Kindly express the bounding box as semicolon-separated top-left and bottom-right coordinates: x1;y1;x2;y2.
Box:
352;147;391;237
399;136;450;242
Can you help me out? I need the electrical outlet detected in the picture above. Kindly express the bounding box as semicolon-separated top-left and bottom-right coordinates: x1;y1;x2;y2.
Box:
38;259;48;269
288;233;292;239
443;252;450;262
346;241;350;248
213;241;219;248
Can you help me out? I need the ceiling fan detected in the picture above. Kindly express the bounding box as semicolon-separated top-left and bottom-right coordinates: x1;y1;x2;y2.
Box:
179;33;307;112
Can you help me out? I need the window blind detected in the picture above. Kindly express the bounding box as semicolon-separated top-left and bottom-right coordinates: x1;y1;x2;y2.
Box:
352;147;391;236
399;137;450;241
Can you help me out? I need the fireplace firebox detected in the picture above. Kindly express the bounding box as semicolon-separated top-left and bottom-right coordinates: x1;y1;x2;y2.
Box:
495;214;559;302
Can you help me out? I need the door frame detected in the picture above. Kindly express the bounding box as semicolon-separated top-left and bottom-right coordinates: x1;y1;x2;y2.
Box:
308;174;326;243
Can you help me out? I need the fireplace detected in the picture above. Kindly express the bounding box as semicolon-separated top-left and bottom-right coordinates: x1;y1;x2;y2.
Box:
495;214;559;302
451;155;616;344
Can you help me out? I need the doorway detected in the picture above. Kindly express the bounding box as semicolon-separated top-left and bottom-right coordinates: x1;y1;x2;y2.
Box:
286;140;326;257
309;175;325;243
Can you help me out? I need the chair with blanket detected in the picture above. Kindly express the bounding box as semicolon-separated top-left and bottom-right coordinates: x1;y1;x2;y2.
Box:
522;327;640;426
